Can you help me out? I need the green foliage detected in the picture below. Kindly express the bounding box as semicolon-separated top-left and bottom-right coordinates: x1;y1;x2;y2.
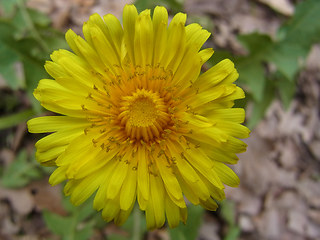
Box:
135;0;184;14
0;0;20;16
230;0;320;128
236;33;273;103
0;109;35;130
106;205;147;240
43;197;96;240
220;200;240;240
0;149;48;188
0;0;68;117
168;205;204;240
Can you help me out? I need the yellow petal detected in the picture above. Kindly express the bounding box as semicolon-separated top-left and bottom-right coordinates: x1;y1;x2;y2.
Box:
200;197;218;211
75;148;118;179
155;157;185;208
74;35;108;75
165;194;180;228
199;48;214;64
120;166;137;210
44;61;67;79
93;159;118;211
35;129;83;151
205;108;245;123
27;116;89;133
160;15;186;72
184;147;224;189
49;165;68;186
55;132;96;166
103;14;123;52
123;4;138;64
195;59;235;90
213;161;240;187
146;174;165;229
114;202;135;226
90;25;121;70
36;145;66;165
65;29;82;57
134;9;153;66
107;160;129;200
152;6;168;66
102;198;120;222
215;121;250;139
185;23;211;51
69;165;107;206
137;147;149;202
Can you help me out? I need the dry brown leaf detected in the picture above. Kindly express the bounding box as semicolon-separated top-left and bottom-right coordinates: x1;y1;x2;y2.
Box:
297;178;320;209
257;0;294;16
0;187;34;216
28;178;66;216
27;0;54;14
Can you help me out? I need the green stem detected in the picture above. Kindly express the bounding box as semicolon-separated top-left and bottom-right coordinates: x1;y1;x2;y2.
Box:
132;205;141;240
17;0;50;53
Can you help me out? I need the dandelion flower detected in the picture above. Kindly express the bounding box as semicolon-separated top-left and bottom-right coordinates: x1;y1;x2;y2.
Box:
27;5;250;229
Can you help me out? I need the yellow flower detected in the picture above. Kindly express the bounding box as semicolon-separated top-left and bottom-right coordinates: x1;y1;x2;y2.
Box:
27;5;249;229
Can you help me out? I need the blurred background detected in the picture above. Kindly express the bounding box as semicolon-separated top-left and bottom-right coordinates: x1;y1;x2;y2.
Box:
0;0;319;239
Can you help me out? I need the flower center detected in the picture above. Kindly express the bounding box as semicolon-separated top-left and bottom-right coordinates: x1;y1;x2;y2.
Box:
118;89;171;142
129;97;157;127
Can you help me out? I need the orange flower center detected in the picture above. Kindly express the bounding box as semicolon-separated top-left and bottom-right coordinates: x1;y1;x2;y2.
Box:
118;89;171;142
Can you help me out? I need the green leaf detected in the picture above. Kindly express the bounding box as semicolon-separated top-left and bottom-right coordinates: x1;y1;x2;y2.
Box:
268;0;320;79
208;50;235;67
41;28;69;51
237;33;273;61
0;21;24;89
237;60;266;102
0;20;49;96
276;73;296;109
266;43;303;80
77;200;96;222
220;200;236;226
0;0;19;17
122;205;146;233
22;58;48;112
108;234;129;240
168;205;204;240
0;44;22;89
0;109;35;130
0;92;20;112
74;223;94;240
278;0;320;48
224;226;240;240
134;0;154;11
1;149;42;188
220;200;241;240
247;79;275;129
43;195;97;240
27;8;51;27
61;195;95;220
135;0;184;14
43;211;74;236
235;33;273;102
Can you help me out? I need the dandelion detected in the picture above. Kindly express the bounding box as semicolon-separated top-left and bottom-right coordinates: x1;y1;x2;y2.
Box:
27;5;249;229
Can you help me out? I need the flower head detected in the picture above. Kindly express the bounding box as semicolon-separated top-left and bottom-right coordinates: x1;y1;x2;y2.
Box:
28;5;249;229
